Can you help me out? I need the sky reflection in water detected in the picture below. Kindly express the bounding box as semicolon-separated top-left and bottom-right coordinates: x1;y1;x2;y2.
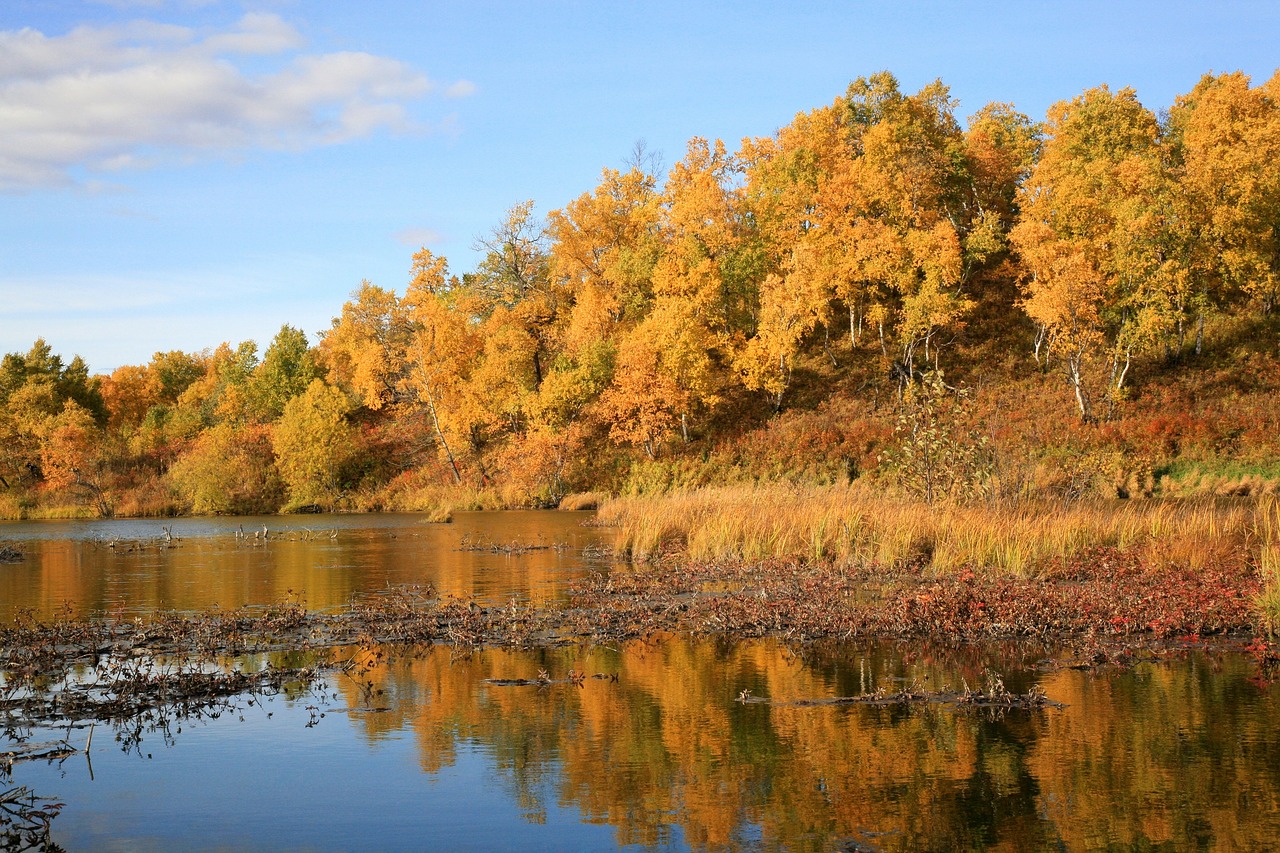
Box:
4;513;1279;851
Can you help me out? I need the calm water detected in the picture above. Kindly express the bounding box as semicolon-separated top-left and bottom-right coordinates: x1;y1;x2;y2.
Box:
0;510;605;620
3;513;1279;851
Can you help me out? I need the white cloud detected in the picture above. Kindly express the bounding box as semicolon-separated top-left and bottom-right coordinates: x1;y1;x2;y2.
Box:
0;13;473;192
394;227;444;247
444;80;477;99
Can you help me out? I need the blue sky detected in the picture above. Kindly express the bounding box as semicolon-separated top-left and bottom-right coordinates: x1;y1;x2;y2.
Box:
2;1;1278;373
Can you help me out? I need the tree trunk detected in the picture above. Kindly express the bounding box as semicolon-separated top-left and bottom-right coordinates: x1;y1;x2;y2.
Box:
423;389;462;483
822;326;838;367
1067;349;1093;422
849;305;863;348
1032;324;1049;369
1114;347;1132;391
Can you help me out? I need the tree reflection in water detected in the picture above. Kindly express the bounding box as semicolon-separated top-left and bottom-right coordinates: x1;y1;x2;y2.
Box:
329;637;1280;852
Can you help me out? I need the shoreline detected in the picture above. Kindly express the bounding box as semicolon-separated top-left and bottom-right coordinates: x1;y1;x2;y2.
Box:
4;549;1277;735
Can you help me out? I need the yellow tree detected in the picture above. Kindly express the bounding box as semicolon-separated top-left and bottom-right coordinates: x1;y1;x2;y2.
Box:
168;422;282;514
1011;85;1161;420
630;137;741;440
100;365;160;435
737;102;850;400
469;201;565;388
160;341;259;442
732;244;830;409
1013;225;1107;418
120;350;206;459
0;341;106;493
401;249;487;483
802;74;974;376
739;103;847;277
598;324;684;458
1165;70;1280;343
962;101;1042;272
319;280;415;411
548;165;662;352
34;400;113;514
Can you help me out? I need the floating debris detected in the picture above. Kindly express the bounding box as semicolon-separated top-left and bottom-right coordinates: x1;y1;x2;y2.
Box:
458;533;552;555
1;784;65;851
737;671;1063;711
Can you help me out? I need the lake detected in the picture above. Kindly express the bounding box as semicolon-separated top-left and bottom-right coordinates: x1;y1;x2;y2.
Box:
3;512;1279;851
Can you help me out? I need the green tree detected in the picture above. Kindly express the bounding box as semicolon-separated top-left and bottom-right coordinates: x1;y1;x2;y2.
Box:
271;380;356;508
168;422;282;514
252;325;320;421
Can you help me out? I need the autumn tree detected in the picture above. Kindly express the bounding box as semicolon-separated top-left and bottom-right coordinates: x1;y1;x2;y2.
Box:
149;350;204;404
548;165;662;350
401;249;487;483
733;247;829;410
1011;85;1162;420
788;74;975;380
1164;70;1280;345
736;104;848;405
629;137;741;440
468;201;564;388
319;280;416;411
964;102;1042;228
598;326;684;458
0;340;105;493
40;401;112;514
961;102;1042;276
100;365;160;434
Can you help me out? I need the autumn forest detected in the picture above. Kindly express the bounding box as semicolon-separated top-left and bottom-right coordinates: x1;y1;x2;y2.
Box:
4;69;1280;522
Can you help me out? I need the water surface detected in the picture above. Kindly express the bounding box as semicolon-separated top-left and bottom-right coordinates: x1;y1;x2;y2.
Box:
0;510;604;620
3;512;1278;851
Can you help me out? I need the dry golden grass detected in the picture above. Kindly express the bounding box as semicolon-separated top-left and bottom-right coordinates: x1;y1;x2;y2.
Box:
0;492;31;520
599;485;1280;580
0;496;98;520
558;491;610;511
1254;498;1280;634
1258;545;1280;635
383;482;505;515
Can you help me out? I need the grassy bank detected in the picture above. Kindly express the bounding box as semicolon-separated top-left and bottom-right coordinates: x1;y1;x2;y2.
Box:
597;485;1280;634
600;486;1277;574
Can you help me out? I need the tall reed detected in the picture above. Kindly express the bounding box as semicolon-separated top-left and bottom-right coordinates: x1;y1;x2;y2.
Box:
598;485;1272;578
1258;545;1280;635
1255;496;1280;634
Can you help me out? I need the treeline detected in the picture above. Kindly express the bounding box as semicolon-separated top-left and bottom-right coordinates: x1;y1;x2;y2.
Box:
3;69;1279;517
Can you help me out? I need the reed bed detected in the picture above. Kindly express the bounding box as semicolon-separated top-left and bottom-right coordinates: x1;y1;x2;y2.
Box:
1258;543;1280;635
557;491;610;511
599;485;1280;580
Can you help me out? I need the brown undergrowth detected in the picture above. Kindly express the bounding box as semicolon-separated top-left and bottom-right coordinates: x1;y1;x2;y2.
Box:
562;550;1261;643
